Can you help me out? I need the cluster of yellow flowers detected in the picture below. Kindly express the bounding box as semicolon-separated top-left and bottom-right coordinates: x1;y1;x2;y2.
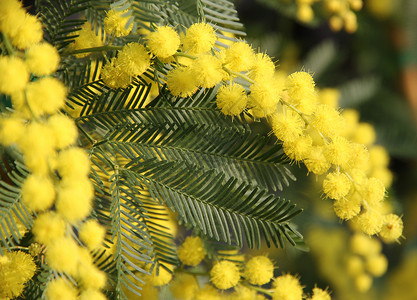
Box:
0;1;106;299
324;0;362;32
346;233;388;292
99;9;403;245
157;235;331;300
293;0;362;33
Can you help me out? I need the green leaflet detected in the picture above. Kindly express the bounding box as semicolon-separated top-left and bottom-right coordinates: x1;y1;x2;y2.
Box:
0;152;33;254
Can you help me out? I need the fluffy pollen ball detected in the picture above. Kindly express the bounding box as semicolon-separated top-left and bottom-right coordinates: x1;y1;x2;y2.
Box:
147;26;180;58
177;236;206;266
244;255;274;285
0;56;29;95
104;9;132;37
272;274;303;300
182;22;216;55
379;214;403;243
25;42;60;76
216;83;248;116
210;260;240;290
322;172;351;200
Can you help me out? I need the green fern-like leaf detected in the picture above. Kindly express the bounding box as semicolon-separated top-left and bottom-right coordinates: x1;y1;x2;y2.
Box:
126;159;302;248
0;151;33;254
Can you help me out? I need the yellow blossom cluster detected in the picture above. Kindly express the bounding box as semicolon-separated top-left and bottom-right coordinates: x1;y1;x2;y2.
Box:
100;15;403;243
101;42;151;89
295;0;318;23
104;9;133;37
0;1;106;298
346;233;388;292
172;237;331;300
71;22;104;58
324;0;362;32
0;251;36;298
292;0;362;33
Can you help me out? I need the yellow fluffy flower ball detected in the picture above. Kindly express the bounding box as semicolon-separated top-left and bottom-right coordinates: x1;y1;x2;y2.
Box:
0;0;24;35
79;289;107;300
147;26;180;58
324;136;353;169
272;274;303;300
0;117;25;146
78;263;107;290
354;273;372;292
56;178;94;223
191;55;225;88
333;194;361;220
117;42;151;77
366;253;388;277
56;147;91;178
46;237;80;276
210;260;240;290
177;236;206;266
194;284;221;300
79;219;106;250
32;212;66;245
369;145;390;168
0;56;29;95
0;251;36;299
182;22;217;55
379;213;403;243
362;177;385;205
311;105;344;138
352;123;376;146
25;42;60;76
216;83;248;116
249;79;280;118
101;58;131;89
45;278;77;300
104;9;132;37
47;114;78;149
310;287;331;300
10;13;43;49
223;41;254;72
283;135;312;161
167;66;199;97
244;256;274;285
286;71;315;101
346;255;364;276
353;210;384;235
25;77;67;117
170;273;199;300
304;146;331;175
348;143;369;171
18;122;55;174
72;22;104;58
297;4;314;23
322;172;351;200
21;174;56;211
350;233;381;256
249;53;275;81
271;110;304;143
